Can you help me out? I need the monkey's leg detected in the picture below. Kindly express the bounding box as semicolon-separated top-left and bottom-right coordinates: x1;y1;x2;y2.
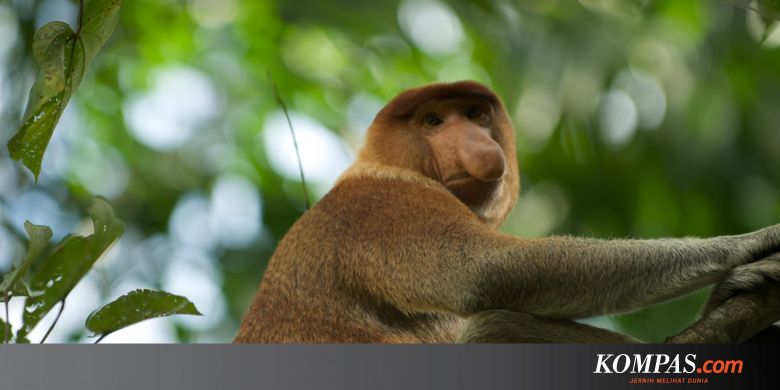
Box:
457;310;639;343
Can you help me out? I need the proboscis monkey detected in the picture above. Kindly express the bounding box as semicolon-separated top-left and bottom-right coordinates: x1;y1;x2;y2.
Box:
235;81;780;343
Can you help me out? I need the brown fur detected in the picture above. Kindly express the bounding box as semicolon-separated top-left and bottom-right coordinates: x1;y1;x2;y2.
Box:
358;81;519;227
235;81;516;343
234;81;780;343
234;173;469;342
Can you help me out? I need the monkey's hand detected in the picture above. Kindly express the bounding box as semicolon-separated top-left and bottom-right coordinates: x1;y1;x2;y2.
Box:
733;223;780;264
704;252;780;314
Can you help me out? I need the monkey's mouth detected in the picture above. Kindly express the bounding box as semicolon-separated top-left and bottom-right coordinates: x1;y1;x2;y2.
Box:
444;171;501;187
445;175;501;206
442;172;474;186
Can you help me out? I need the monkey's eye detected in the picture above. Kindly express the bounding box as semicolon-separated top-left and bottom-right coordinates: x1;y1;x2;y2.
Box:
466;106;486;120
423;114;443;127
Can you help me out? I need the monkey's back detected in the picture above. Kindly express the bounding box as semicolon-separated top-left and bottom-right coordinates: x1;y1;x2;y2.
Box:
233;177;464;343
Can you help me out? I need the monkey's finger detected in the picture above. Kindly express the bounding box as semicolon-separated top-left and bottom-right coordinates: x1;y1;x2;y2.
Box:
704;255;780;313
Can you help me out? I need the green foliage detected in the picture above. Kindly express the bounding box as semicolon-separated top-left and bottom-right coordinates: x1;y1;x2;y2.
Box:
1;197;201;343
17;197;124;339
2;0;780;343
1;0;202;345
0;222;52;301
612;290;712;343
6;0;121;180
86;289;201;339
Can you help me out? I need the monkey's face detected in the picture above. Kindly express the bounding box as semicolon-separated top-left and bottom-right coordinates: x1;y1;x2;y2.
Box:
361;81;520;227
417;98;506;207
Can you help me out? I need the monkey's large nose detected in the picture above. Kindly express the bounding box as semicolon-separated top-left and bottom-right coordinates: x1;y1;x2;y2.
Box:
458;127;505;182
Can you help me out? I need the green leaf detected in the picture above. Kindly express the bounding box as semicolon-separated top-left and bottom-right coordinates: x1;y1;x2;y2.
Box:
0;222;53;301
8;22;80;181
7;0;122;180
86;289;202;337
18;197;124;339
1;280;40;301
80;0;123;68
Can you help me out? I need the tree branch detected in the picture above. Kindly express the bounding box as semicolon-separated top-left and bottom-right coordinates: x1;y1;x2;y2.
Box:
666;283;780;343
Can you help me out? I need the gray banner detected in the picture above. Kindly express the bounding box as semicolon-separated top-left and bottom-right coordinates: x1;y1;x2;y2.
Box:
0;344;776;389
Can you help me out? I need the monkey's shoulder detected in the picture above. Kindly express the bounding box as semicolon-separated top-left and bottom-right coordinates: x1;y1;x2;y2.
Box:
309;176;475;227
275;176;477;255
270;177;437;254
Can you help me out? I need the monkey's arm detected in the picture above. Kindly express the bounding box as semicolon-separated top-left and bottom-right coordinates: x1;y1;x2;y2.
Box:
351;186;780;319
484;232;778;318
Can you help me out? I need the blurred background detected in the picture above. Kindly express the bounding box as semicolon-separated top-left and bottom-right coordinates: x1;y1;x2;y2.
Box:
1;0;779;343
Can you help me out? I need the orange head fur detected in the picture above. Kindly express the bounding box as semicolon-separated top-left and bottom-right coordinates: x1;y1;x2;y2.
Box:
356;81;520;227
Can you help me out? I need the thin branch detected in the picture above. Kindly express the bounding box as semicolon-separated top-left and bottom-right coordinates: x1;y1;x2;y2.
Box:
39;300;66;344
75;0;84;36
268;72;311;210
3;290;10;343
93;333;107;344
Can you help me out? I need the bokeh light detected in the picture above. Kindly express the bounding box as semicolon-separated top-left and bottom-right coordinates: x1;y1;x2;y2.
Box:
398;0;465;56
210;174;262;249
598;89;638;148
2;0;780;344
124;67;222;151
259;110;353;195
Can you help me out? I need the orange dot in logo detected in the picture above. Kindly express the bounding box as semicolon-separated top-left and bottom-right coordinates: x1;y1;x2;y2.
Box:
696;368;702;374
